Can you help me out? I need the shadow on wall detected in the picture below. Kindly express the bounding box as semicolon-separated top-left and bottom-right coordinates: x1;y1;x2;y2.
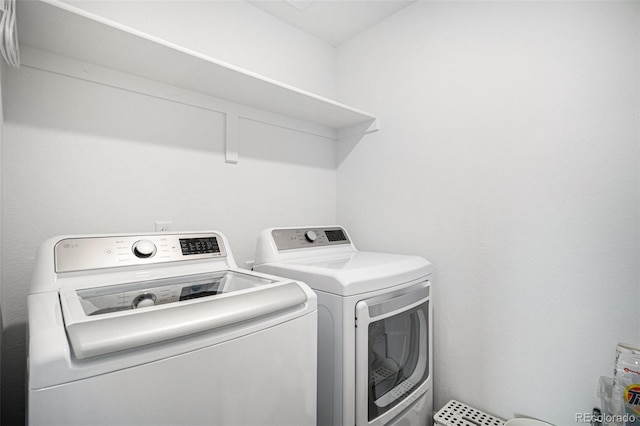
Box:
5;65;226;156
336;133;363;167
6;65;339;170
1;322;27;425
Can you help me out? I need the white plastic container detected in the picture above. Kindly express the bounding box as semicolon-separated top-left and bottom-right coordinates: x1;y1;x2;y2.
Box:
600;376;624;426
612;343;640;425
434;400;505;426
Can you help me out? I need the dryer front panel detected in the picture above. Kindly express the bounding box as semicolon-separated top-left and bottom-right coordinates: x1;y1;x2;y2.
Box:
355;281;432;426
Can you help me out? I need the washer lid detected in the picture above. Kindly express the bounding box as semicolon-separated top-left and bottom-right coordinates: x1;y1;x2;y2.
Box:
257;251;431;296
70;270;273;316
59;270;309;359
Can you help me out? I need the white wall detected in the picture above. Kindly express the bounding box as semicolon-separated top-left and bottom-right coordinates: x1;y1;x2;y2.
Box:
336;1;640;424
1;3;337;424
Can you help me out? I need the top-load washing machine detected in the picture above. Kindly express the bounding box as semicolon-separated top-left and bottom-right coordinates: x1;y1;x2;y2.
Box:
253;226;433;426
28;231;317;425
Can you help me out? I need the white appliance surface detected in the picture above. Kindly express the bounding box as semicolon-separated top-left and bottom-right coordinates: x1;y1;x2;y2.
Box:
254;226;432;296
28;231;317;426
253;226;433;426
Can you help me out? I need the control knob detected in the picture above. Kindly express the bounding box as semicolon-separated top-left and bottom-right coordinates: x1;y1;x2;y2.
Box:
132;293;156;309
305;230;317;243
132;240;157;258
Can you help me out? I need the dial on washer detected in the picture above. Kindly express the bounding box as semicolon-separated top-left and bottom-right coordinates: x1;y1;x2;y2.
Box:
132;293;156;309
132;240;157;258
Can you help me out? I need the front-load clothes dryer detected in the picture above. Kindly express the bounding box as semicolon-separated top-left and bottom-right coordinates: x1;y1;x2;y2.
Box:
28;231;317;426
253;226;433;426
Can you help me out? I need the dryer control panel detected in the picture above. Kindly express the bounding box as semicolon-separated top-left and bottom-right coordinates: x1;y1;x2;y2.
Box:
55;233;226;273
272;227;350;251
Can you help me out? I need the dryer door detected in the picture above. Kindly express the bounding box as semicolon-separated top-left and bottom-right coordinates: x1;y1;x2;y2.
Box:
355;281;431;426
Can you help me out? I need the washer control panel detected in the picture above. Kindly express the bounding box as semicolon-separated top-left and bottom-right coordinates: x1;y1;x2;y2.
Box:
272;227;350;251
55;233;226;273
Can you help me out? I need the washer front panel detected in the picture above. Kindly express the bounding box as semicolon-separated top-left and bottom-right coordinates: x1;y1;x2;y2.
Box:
55;233;226;273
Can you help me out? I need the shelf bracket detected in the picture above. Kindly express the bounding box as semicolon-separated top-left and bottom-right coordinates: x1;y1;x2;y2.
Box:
225;112;239;164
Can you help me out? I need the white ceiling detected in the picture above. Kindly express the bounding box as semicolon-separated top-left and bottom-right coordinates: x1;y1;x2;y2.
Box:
246;0;417;46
